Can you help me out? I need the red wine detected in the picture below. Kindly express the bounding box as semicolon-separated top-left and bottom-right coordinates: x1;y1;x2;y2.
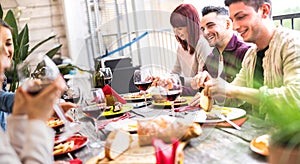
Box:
162;90;181;101
27;81;51;96
134;81;152;91
64;96;80;103
82;107;103;119
105;77;112;85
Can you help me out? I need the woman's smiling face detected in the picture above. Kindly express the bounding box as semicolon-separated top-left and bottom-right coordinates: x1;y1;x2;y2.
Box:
173;26;188;41
0;25;14;83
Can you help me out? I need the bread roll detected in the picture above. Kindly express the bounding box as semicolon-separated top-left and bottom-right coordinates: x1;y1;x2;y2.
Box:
199;90;212;112
137;115;202;146
105;130;132;160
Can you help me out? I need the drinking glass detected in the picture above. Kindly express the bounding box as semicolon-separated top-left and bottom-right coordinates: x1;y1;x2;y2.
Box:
81;88;106;148
157;74;182;117
17;54;80;142
133;69;152;107
62;78;82;122
100;67;113;86
213;48;226;107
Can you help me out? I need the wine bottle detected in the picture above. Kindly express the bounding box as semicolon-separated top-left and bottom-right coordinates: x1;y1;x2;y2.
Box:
93;63;105;88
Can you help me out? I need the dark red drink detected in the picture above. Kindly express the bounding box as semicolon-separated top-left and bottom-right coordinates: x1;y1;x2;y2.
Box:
27;81;51;96
162;90;181;101
134;81;152;91
64;96;80;103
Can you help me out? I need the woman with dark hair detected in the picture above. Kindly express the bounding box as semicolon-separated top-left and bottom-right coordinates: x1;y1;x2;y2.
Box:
0;18;68;163
170;4;212;95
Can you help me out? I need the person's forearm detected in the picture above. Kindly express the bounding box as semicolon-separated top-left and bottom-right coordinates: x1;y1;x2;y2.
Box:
229;85;261;106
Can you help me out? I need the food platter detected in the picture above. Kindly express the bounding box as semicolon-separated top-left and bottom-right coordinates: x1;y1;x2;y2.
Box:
152;97;190;107
101;105;133;117
105;119;138;133
123;92;152;102
194;106;246;123
53;135;88;156
250;134;270;156
47;116;74;133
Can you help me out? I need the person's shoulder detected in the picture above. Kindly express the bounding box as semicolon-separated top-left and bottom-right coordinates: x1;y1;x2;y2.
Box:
275;26;300;41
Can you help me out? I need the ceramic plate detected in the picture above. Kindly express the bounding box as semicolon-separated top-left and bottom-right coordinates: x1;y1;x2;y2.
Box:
105;119;138;133
101;105;132;117
123;92;152;101
53;135;88;156
250;134;270;156
196;106;246;123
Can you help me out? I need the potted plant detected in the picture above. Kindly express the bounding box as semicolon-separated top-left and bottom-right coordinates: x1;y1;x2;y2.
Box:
0;4;62;92
261;97;300;163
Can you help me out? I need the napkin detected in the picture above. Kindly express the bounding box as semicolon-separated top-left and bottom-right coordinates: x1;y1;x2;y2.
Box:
152;138;180;164
203;116;248;128
98;112;132;130
102;84;127;104
69;158;82;164
174;106;199;112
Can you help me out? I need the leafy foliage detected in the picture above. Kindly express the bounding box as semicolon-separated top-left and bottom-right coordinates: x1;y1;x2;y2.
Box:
262;97;300;148
0;5;62;91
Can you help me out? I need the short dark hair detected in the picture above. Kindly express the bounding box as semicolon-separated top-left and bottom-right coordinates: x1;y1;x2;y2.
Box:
202;6;229;17
224;0;271;12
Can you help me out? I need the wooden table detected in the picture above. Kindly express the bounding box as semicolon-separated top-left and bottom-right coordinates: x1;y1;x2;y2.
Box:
54;101;269;164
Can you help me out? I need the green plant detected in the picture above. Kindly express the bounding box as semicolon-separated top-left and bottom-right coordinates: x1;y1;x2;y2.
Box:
0;4;62;92
261;97;300;149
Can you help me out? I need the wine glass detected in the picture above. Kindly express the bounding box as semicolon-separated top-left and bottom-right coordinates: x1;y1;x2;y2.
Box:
17;53;80;142
81;88;106;148
62;78;82;122
100;67;113;86
212;48;226;108
133;69;152;107
157;74;182;117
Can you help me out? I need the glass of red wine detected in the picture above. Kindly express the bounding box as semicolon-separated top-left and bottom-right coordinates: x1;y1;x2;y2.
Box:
158;74;182;117
133;69;152;107
100;67;113;86
17;54;80;142
62;78;82;122
81;88;107;148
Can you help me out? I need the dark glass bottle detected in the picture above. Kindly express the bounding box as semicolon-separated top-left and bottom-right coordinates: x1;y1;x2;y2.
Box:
93;63;105;88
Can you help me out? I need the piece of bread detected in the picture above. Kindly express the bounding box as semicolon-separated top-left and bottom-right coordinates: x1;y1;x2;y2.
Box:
105;130;132;160
137;115;202;146
199;90;212;112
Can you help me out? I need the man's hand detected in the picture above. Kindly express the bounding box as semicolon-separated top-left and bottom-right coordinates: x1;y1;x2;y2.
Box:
191;71;212;89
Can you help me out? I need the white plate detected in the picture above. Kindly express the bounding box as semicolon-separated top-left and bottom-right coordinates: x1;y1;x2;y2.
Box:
184;110;207;123
105;119;138;132
196;106;246;123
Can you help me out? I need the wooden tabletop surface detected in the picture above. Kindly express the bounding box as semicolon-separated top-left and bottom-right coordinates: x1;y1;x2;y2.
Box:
54;100;269;164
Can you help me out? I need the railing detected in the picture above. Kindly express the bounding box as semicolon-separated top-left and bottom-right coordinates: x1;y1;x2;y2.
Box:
101;29;178;74
273;13;300;30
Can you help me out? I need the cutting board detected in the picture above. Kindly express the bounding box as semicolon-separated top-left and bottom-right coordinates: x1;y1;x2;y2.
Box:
85;134;188;164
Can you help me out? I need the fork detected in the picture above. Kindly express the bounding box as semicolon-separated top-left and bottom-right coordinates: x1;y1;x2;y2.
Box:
215;112;241;130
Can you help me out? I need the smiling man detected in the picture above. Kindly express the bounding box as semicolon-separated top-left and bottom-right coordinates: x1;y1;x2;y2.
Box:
202;0;300;116
189;6;250;106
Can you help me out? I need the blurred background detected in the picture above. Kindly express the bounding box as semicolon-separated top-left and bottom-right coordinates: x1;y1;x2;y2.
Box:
1;0;299;93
